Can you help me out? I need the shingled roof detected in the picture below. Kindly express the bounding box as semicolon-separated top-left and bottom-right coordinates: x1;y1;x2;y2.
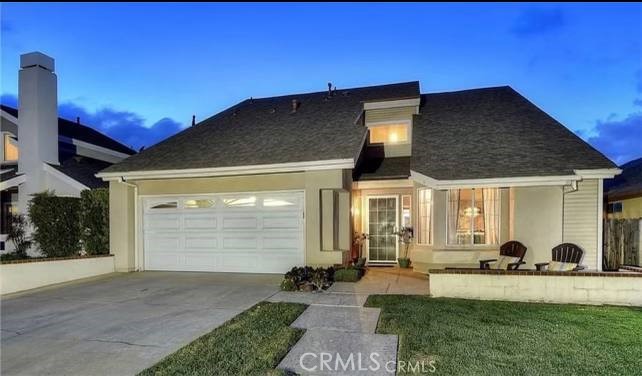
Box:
101;82;420;174
101;82;615;180
1;105;136;155
410;87;615;180
605;157;642;199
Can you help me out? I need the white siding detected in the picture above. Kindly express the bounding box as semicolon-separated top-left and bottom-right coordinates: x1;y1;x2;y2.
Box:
563;179;599;270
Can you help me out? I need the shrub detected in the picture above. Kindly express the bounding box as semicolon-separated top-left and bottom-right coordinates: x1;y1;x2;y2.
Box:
280;278;297;291
334;267;361;282
80;188;109;255
7;213;31;258
28;191;81;257
281;266;335;291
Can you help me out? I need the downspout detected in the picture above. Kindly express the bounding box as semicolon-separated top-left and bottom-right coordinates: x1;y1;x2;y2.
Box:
118;177;140;271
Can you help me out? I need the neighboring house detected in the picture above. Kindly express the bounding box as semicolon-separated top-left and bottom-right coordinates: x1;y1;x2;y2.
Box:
605;157;642;219
98;81;620;274
1;52;136;251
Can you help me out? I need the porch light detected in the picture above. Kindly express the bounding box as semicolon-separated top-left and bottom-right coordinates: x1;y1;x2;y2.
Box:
464;206;481;217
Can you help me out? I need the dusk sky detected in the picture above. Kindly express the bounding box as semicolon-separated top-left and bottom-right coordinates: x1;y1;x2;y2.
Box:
1;3;641;164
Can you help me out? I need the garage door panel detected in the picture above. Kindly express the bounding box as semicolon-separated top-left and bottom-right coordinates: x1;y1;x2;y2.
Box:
263;216;300;229
144;191;304;273
183;215;217;229
184;236;218;249
222;217;258;230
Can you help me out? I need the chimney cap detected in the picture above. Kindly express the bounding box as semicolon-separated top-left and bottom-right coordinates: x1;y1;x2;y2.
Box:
20;52;55;72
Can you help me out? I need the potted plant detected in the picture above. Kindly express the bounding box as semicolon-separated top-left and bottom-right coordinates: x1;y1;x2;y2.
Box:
352;232;368;266
392;226;413;268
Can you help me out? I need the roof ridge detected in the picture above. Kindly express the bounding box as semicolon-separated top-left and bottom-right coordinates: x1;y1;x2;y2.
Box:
421;85;512;96
252;81;420;101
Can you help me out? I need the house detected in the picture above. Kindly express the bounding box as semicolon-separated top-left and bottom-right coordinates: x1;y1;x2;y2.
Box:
604;157;642;219
1;52;136;251
98;81;620;273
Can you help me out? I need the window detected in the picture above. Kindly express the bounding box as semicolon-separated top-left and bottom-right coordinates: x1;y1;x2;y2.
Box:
223;196;256;207
184;199;215;209
3;134;18;161
607;202;623;213
369;123;409;144
263;198;296;207
150;201;178;209
447;188;500;246
417;189;432;244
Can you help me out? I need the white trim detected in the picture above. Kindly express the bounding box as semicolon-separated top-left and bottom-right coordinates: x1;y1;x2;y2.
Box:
0;109;19;125
0;174;25;191
363;98;421;110
42;163;90;192
574;168;622;179
416;188;434;246
597;178;604;272
59;136;132;161
364;195;399;263
411;170;580;189
97;158;355;181
445;188;502;247
352;179;413;190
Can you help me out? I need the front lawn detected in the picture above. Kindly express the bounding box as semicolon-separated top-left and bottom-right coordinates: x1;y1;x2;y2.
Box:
365;296;642;375
138;302;307;376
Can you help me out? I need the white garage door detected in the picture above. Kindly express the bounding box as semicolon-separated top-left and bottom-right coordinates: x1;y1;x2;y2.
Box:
143;191;304;273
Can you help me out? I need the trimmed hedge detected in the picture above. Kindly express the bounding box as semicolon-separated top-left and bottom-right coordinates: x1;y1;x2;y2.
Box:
80;188;109;255
28;191;82;258
334;268;361;282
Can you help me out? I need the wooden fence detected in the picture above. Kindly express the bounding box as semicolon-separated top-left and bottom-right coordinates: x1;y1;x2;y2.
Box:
603;219;641;269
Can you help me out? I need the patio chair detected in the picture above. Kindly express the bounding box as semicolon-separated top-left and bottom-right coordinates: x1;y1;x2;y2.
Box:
535;243;585;271
479;241;528;270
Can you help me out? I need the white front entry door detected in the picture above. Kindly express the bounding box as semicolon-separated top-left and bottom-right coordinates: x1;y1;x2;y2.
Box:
365;196;399;263
143;191;304;273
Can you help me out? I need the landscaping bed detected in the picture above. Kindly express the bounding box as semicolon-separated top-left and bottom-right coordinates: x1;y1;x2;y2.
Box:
365;295;642;375
138;302;307;376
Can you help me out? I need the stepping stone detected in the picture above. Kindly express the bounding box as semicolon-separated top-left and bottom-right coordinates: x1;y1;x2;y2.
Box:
267;292;369;307
278;329;398;375
291;305;381;334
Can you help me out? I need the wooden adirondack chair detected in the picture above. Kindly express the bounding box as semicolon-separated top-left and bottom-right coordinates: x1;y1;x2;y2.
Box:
535;243;585;271
479;241;528;270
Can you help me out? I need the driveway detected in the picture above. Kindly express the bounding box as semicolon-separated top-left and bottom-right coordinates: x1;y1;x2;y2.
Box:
1;271;281;376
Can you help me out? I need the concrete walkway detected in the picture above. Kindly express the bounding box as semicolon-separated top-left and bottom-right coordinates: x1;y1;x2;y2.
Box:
1;272;281;376
272;267;429;375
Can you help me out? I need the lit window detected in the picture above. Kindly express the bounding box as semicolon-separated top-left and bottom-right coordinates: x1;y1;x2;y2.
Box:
607;202;622;213
369;123;409;144
264;198;295;207
184;199;215;209
224;196;256;207
417;189;432;244
3;134;18;161
150;201;178;209
447;188;500;246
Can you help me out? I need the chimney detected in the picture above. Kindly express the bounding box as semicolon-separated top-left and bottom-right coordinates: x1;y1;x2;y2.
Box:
191;115;196;126
76;116;80;125
291;99;299;113
17;52;58;213
327;82;332;97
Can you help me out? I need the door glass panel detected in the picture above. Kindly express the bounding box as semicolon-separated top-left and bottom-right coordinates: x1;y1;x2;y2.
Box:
150;201;178;209
184;199;215;209
368;197;397;262
223;196;257;207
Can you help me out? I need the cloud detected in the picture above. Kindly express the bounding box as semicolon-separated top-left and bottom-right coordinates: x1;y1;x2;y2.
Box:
587;112;642;165
1;93;183;150
511;8;566;37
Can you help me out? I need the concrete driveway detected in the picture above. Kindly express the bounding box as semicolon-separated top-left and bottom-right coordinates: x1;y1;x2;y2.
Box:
1;272;281;376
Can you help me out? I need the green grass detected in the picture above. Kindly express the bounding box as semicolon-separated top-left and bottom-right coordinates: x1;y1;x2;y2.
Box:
365;296;642;375
138;302;307;376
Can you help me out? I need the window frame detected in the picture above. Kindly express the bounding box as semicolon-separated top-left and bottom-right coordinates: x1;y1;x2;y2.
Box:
366;120;412;146
416;188;433;246
446;188;501;247
3;132;19;162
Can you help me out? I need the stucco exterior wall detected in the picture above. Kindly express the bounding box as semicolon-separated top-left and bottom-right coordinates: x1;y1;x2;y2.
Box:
512;186;564;269
108;169;349;272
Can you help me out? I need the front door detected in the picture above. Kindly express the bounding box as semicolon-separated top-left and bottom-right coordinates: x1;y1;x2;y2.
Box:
366;196;399;263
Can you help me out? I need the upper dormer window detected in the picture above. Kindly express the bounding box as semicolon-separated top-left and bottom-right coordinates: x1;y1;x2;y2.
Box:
3;134;19;161
368;122;410;145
